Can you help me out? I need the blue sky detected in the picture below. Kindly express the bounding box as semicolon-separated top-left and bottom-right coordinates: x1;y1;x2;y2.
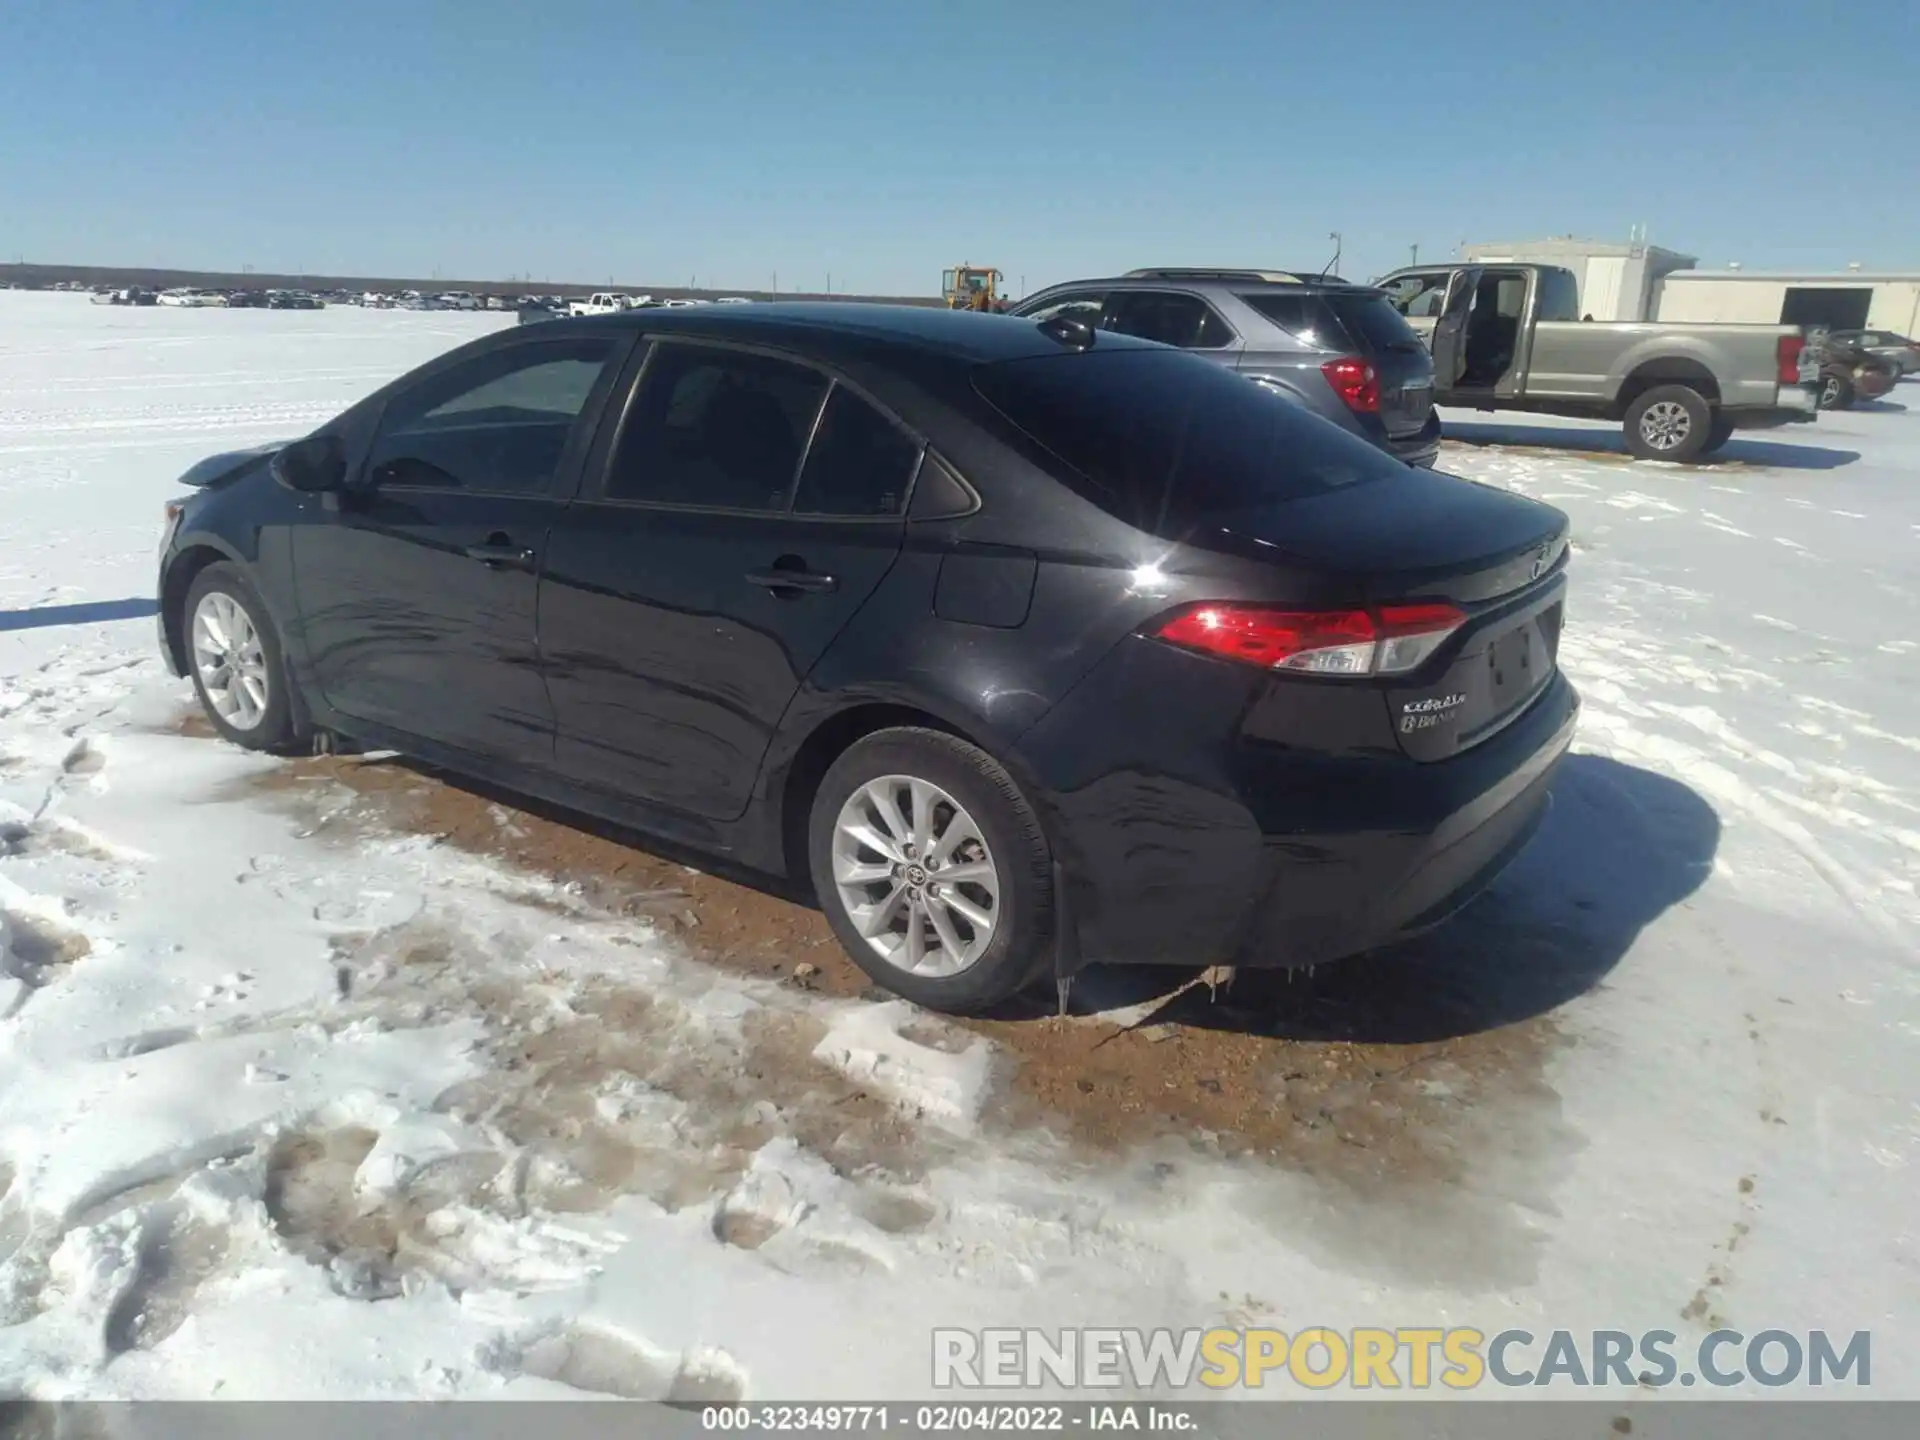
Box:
2;0;1911;295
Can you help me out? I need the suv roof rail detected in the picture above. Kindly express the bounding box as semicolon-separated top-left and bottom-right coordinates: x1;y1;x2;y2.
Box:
1121;267;1352;285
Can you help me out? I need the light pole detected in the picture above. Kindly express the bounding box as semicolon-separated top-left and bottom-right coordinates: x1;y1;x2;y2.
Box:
1410;243;1418;266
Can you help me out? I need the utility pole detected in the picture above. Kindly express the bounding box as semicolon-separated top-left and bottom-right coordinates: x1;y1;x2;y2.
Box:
826;272;832;295
1410;243;1418;266
773;271;778;295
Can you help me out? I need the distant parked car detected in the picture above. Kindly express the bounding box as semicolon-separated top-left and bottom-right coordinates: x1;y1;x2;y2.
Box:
1826;329;1920;378
228;291;269;309
568;293;634;317
1014;268;1443;467
515;299;568;325
1808;333;1898;410
715;296;753;305
437;291;481;311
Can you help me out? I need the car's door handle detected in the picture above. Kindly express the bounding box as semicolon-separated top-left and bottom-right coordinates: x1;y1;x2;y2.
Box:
745;566;838;595
465;540;537;570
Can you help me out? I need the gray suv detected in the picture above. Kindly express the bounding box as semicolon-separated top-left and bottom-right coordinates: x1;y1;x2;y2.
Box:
1011;269;1442;467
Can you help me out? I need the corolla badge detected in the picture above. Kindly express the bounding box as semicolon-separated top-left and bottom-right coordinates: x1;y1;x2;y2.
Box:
1399;693;1467;734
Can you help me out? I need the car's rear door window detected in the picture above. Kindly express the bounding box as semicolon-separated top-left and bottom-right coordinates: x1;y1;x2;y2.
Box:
603;343;829;510
790;386;922;517
974;349;1398;535
1102;291;1236;349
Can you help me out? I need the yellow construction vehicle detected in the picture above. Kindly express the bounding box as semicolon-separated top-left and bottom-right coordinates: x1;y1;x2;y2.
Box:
941;264;1003;311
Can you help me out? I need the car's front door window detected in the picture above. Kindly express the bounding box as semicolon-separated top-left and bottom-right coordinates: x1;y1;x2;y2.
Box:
365;339;618;494
1383;273;1451;318
1018;290;1107;324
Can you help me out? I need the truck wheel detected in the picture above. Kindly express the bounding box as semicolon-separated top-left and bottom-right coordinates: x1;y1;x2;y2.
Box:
1701;415;1737;454
1818;373;1854;411
1625;385;1713;463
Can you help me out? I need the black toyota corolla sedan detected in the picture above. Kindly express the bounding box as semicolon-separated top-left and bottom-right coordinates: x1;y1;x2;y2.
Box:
157;303;1578;1013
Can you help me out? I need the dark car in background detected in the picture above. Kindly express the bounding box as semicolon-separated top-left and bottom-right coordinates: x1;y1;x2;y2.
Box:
156;304;1575;1013
1825;329;1920;378
1809;332;1899;409
1012;269;1443;467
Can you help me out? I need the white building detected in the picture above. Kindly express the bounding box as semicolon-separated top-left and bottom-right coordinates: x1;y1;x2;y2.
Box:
1651;270;1920;335
1461;237;1698;322
1461;236;1920;336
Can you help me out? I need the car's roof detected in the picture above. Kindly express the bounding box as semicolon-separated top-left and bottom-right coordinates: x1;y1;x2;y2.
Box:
537;301;1166;363
1025;272;1383;300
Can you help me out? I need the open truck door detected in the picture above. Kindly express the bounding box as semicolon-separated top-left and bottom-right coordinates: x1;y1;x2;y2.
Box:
1430;266;1482;394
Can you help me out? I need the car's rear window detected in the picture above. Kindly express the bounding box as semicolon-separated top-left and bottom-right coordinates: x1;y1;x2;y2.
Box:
973;349;1399;534
1239;292;1423;355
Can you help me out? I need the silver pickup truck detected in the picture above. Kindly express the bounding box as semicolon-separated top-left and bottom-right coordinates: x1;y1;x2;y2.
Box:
1375;263;1821;463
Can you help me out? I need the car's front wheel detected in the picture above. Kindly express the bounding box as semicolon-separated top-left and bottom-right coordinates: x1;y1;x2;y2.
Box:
183;562;302;752
808;727;1055;1014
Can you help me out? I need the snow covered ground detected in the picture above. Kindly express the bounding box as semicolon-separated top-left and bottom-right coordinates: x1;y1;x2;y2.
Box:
0;291;1915;1400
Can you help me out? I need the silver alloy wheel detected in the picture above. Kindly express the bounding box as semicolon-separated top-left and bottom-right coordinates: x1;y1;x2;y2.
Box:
1821;376;1842;406
190;590;270;731
1639;400;1693;451
831;774;1000;977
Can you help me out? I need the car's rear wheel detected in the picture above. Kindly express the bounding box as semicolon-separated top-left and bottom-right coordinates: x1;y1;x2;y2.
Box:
1624;385;1713;463
1818;373;1854;410
184;563;302;752
808;727;1054;1013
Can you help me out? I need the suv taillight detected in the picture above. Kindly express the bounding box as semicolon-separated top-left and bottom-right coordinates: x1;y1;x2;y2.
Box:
1320;356;1380;413
1777;335;1806;385
1153;602;1465;677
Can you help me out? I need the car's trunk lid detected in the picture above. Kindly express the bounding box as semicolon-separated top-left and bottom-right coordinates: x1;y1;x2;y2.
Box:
1200;469;1570;759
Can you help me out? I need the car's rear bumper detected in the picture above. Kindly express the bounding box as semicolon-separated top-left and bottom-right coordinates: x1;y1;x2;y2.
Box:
1226;678;1576;967
1385;411;1443;468
1020;645;1580;972
1730;386;1819;427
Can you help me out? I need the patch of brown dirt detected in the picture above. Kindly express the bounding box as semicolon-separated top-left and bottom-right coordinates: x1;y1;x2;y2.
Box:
1;906;92;977
979;995;1559;1190
238;749;1565;1192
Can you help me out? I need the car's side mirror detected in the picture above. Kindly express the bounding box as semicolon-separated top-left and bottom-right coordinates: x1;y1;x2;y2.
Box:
270;434;347;493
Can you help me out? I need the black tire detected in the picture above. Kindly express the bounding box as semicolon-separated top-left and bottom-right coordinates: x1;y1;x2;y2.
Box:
181;562;305;753
1818;373;1854;411
1700;415;1737;454
808;727;1054;1014
1624;384;1714;463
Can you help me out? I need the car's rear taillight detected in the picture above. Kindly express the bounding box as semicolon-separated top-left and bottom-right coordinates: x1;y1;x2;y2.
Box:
1153;602;1466;677
1778;335;1806;385
1320;356;1380;413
